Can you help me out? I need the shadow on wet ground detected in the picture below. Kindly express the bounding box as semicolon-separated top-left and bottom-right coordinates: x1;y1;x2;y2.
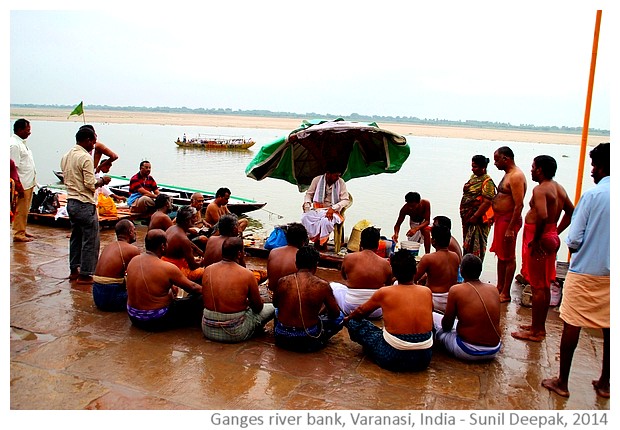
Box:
9;224;609;410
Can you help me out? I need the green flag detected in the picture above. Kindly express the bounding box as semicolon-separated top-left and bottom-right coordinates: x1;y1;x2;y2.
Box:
67;101;84;119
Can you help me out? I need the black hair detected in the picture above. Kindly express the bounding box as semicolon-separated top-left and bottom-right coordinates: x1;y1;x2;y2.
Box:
218;214;238;236
145;229;167;251
533;155;557;179
496;146;515;159
460;254;483;280
13;118;30;133
390;249;417;283
431;224;451;248
360;226;380;250
285;222;308;248
75;127;96;142
405;192;421;203
222;237;243;260
296;245;320;270
433;215;452;230
216;187;231;198
590;142;610;174
472;155;490;168
154;193;171;209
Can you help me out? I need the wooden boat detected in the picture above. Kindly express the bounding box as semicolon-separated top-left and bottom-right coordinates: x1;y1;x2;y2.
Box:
175;134;255;149
51;172;267;216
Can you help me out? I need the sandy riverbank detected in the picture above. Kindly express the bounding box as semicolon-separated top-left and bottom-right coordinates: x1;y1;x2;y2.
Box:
10;107;607;145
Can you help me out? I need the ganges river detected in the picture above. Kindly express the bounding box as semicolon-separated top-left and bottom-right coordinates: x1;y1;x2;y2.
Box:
14;119;599;276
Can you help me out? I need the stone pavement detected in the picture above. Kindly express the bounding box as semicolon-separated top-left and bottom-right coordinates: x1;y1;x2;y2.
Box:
9;224;610;410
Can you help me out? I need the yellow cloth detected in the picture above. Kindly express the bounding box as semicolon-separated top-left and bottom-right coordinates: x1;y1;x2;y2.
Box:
559;272;609;328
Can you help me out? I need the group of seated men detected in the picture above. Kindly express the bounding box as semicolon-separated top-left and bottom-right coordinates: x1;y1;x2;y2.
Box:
92;206;501;372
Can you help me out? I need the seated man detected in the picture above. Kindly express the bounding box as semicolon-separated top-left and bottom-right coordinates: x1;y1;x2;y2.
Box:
267;222;308;292
205;187;248;234
202;214;239;267
187;192;213;251
162;206;205;283
331;226;393;319
433;215;463;282
273;246;344;352
126;229;203;332
148;194;174;231
433;254;502;361
392;191;432;254
92;219;141;311
127;160;160;214
95;158;126;203
201;237;275;343
344;250;434;372
301;163;350;249
413;225;460;313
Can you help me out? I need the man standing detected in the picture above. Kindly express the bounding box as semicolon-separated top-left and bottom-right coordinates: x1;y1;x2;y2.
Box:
344;250;434;372
126;229;203;331
331;226;393;318
412;225;460;313
61;127;109;284
392;192;432;254
512;155;573;342
434;254;502;361
127;160;160;214
92;219;140;311
267;222;308;292
301;163;350;250
10;119;36;242
490;146;527;303
202;237;275;343
273;246;344;352
542;143;610;398
205;187;248;233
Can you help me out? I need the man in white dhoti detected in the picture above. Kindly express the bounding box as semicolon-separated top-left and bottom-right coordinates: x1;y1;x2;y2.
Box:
541;142;610;399
301;164;350;249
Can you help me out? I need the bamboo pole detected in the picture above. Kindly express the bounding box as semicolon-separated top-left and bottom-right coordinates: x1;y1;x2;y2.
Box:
574;10;602;205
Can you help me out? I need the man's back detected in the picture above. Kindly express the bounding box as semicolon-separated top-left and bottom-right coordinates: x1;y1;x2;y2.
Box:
126;254;176;310
274;271;339;327
267;245;299;291
203;260;261;314
341;250;392;289
95;241;140;278
415;249;459;294
526;180;571;225
445;281;500;346
149;211;173;231
165;225;195;263
203;235;227;266
376;284;433;335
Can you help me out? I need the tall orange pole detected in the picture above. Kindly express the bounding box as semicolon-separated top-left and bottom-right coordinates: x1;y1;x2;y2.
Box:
574;10;602;205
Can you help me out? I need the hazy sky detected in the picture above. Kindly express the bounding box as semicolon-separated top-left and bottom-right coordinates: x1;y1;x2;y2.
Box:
6;1;613;129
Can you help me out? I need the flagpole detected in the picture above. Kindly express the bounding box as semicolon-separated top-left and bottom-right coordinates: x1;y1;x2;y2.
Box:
574;10;602;205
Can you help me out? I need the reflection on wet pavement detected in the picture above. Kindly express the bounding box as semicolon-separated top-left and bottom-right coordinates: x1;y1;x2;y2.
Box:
10;224;609;410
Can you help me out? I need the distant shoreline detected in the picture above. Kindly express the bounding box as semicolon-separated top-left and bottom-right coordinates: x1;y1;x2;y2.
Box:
10;107;607;145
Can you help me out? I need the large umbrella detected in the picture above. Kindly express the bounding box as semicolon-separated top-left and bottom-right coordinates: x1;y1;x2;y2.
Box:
245;118;410;191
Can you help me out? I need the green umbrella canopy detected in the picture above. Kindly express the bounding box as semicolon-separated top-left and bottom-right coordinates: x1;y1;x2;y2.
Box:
245;118;410;191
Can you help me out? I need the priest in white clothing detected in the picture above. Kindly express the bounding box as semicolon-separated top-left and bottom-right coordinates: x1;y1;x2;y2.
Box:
301;163;350;249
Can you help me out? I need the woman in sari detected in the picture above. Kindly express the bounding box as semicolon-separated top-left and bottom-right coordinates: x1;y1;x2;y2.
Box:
460;155;496;262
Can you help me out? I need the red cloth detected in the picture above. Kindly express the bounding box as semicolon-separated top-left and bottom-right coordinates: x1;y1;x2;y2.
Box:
489;213;522;261
129;173;158;194
522;222;560;290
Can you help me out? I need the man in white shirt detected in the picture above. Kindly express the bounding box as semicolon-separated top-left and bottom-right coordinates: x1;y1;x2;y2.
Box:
9;119;37;242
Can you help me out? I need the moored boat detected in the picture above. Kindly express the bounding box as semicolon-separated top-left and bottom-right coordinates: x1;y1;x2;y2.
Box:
175;134;255;149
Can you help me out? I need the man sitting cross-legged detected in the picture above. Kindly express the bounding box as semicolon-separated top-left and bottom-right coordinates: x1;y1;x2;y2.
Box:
344;250;434;372
126;229;203;332
433;254;502;361
413;224;460;313
273;246;344;352
92;219;141;311
202;214;239;267
267;222;308;293
331;226;393;319
148;194;174;232
201;237;275;343
162;205;205;284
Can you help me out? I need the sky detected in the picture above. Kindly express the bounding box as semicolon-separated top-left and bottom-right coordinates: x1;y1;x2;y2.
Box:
4;0;615;130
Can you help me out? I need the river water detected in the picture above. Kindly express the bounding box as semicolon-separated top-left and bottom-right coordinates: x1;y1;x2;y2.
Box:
14;119;598;275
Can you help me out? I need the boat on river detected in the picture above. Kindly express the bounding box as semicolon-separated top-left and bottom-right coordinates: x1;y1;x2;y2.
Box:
175;134;255;149
51;172;266;216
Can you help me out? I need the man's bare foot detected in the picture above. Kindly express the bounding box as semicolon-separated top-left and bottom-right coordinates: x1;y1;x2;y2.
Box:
69;270;80;281
519;324;532;330
592;380;610;398
499;295;511;303
511;330;545;342
542;377;570;398
76;275;93;285
25;232;36;238
13;236;33;243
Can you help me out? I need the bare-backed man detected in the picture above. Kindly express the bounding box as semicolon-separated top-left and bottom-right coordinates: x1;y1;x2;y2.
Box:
273;246;344;352
202;237;275;343
392;191;432;254
162;206;204;283
331;226;393;318
267;222;308;292
126;229;203;331
434;254;502;361
148;194;174;231
512;155;573;342
202;214;240;267
490;146;527;303
93;219;141;311
344;249;434;372
413;224;460;313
